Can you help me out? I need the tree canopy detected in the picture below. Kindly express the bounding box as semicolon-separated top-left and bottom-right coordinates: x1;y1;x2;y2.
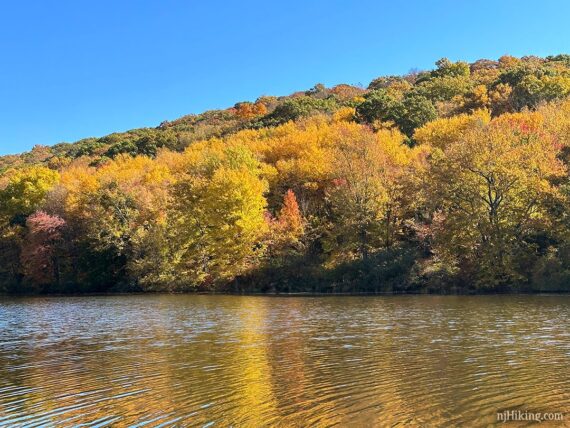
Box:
3;54;570;293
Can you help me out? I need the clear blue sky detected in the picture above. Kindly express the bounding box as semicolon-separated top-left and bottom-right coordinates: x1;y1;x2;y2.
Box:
1;0;569;155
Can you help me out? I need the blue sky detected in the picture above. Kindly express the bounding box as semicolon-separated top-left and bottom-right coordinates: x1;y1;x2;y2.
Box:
1;0;569;155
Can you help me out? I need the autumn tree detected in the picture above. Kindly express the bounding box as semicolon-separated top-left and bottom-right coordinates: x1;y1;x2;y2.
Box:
0;166;60;223
2;54;570;293
423;116;565;287
414;109;491;149
266;189;305;265
169;144;268;289
61;155;173;289
0;166;60;292
234;101;268;119
20;211;66;290
323;126;413;263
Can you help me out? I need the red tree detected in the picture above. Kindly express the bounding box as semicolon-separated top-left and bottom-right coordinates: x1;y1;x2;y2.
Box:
20;211;66;287
276;189;304;243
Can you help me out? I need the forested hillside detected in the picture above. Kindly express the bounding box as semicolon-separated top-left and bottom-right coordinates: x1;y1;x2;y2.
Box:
3;54;570;294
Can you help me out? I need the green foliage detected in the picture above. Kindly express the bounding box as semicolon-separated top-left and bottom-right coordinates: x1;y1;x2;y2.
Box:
355;89;400;124
416;75;472;102
102;129;179;158
259;96;339;127
531;246;570;291
368;75;408;91
432;58;470;78
546;54;570;67
397;93;438;137
51;138;105;158
356;90;437;137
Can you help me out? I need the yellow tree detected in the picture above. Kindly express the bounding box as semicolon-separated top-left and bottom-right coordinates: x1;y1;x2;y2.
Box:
414;109;491;149
215;115;345;217
0;166;60;221
61;155;172;288
0;166;59;291
170;144;268;288
323;126;413;263
537;98;570;160
424;115;565;287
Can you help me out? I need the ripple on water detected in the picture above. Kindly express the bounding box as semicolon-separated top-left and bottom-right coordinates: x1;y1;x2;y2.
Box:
0;295;569;426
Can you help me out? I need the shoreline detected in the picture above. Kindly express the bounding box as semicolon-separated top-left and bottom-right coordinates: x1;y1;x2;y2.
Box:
2;290;570;298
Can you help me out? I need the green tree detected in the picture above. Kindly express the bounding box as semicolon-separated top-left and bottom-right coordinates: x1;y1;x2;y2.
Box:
259;96;338;128
396;93;438;138
356;90;437;137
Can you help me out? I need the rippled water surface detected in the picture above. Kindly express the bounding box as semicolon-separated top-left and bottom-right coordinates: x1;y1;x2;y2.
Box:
1;295;569;427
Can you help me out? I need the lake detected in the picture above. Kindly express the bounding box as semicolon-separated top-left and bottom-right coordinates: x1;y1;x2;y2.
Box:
0;295;569;426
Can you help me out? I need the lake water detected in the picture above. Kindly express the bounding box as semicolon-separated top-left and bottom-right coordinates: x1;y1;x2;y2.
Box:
0;295;569;427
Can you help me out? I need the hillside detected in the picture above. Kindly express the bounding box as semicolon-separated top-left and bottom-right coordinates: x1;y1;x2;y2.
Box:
2;54;570;294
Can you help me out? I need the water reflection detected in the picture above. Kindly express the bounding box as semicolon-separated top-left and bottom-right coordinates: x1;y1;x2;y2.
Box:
0;295;569;426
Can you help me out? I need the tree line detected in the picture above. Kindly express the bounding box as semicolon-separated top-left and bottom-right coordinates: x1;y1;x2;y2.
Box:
2;54;570;293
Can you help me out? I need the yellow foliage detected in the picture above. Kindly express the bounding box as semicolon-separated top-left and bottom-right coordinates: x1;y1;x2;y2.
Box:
537;98;570;148
0;166;60;219
425;117;565;285
353;96;366;104
414;109;491;149
171;147;268;286
332;107;356;122
490;110;544;133
489;83;513;114
62;155;173;252
323;124;415;262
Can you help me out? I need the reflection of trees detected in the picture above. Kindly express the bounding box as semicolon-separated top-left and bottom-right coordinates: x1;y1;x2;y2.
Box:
2;295;570;426
211;296;278;425
265;297;311;425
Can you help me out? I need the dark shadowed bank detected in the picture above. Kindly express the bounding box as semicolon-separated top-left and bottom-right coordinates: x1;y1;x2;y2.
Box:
3;244;569;296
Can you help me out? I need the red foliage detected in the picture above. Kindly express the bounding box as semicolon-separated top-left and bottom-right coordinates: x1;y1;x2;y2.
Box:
20;211;66;286
278;190;303;232
331;178;347;187
233;102;268;119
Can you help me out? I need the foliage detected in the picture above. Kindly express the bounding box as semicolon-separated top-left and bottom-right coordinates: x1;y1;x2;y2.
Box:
168;144;268;289
423;116;564;287
3;54;570;293
414;110;491;149
259;96;339;127
323;126;412;262
20;212;66;289
0;166;60;223
355;90;437;137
